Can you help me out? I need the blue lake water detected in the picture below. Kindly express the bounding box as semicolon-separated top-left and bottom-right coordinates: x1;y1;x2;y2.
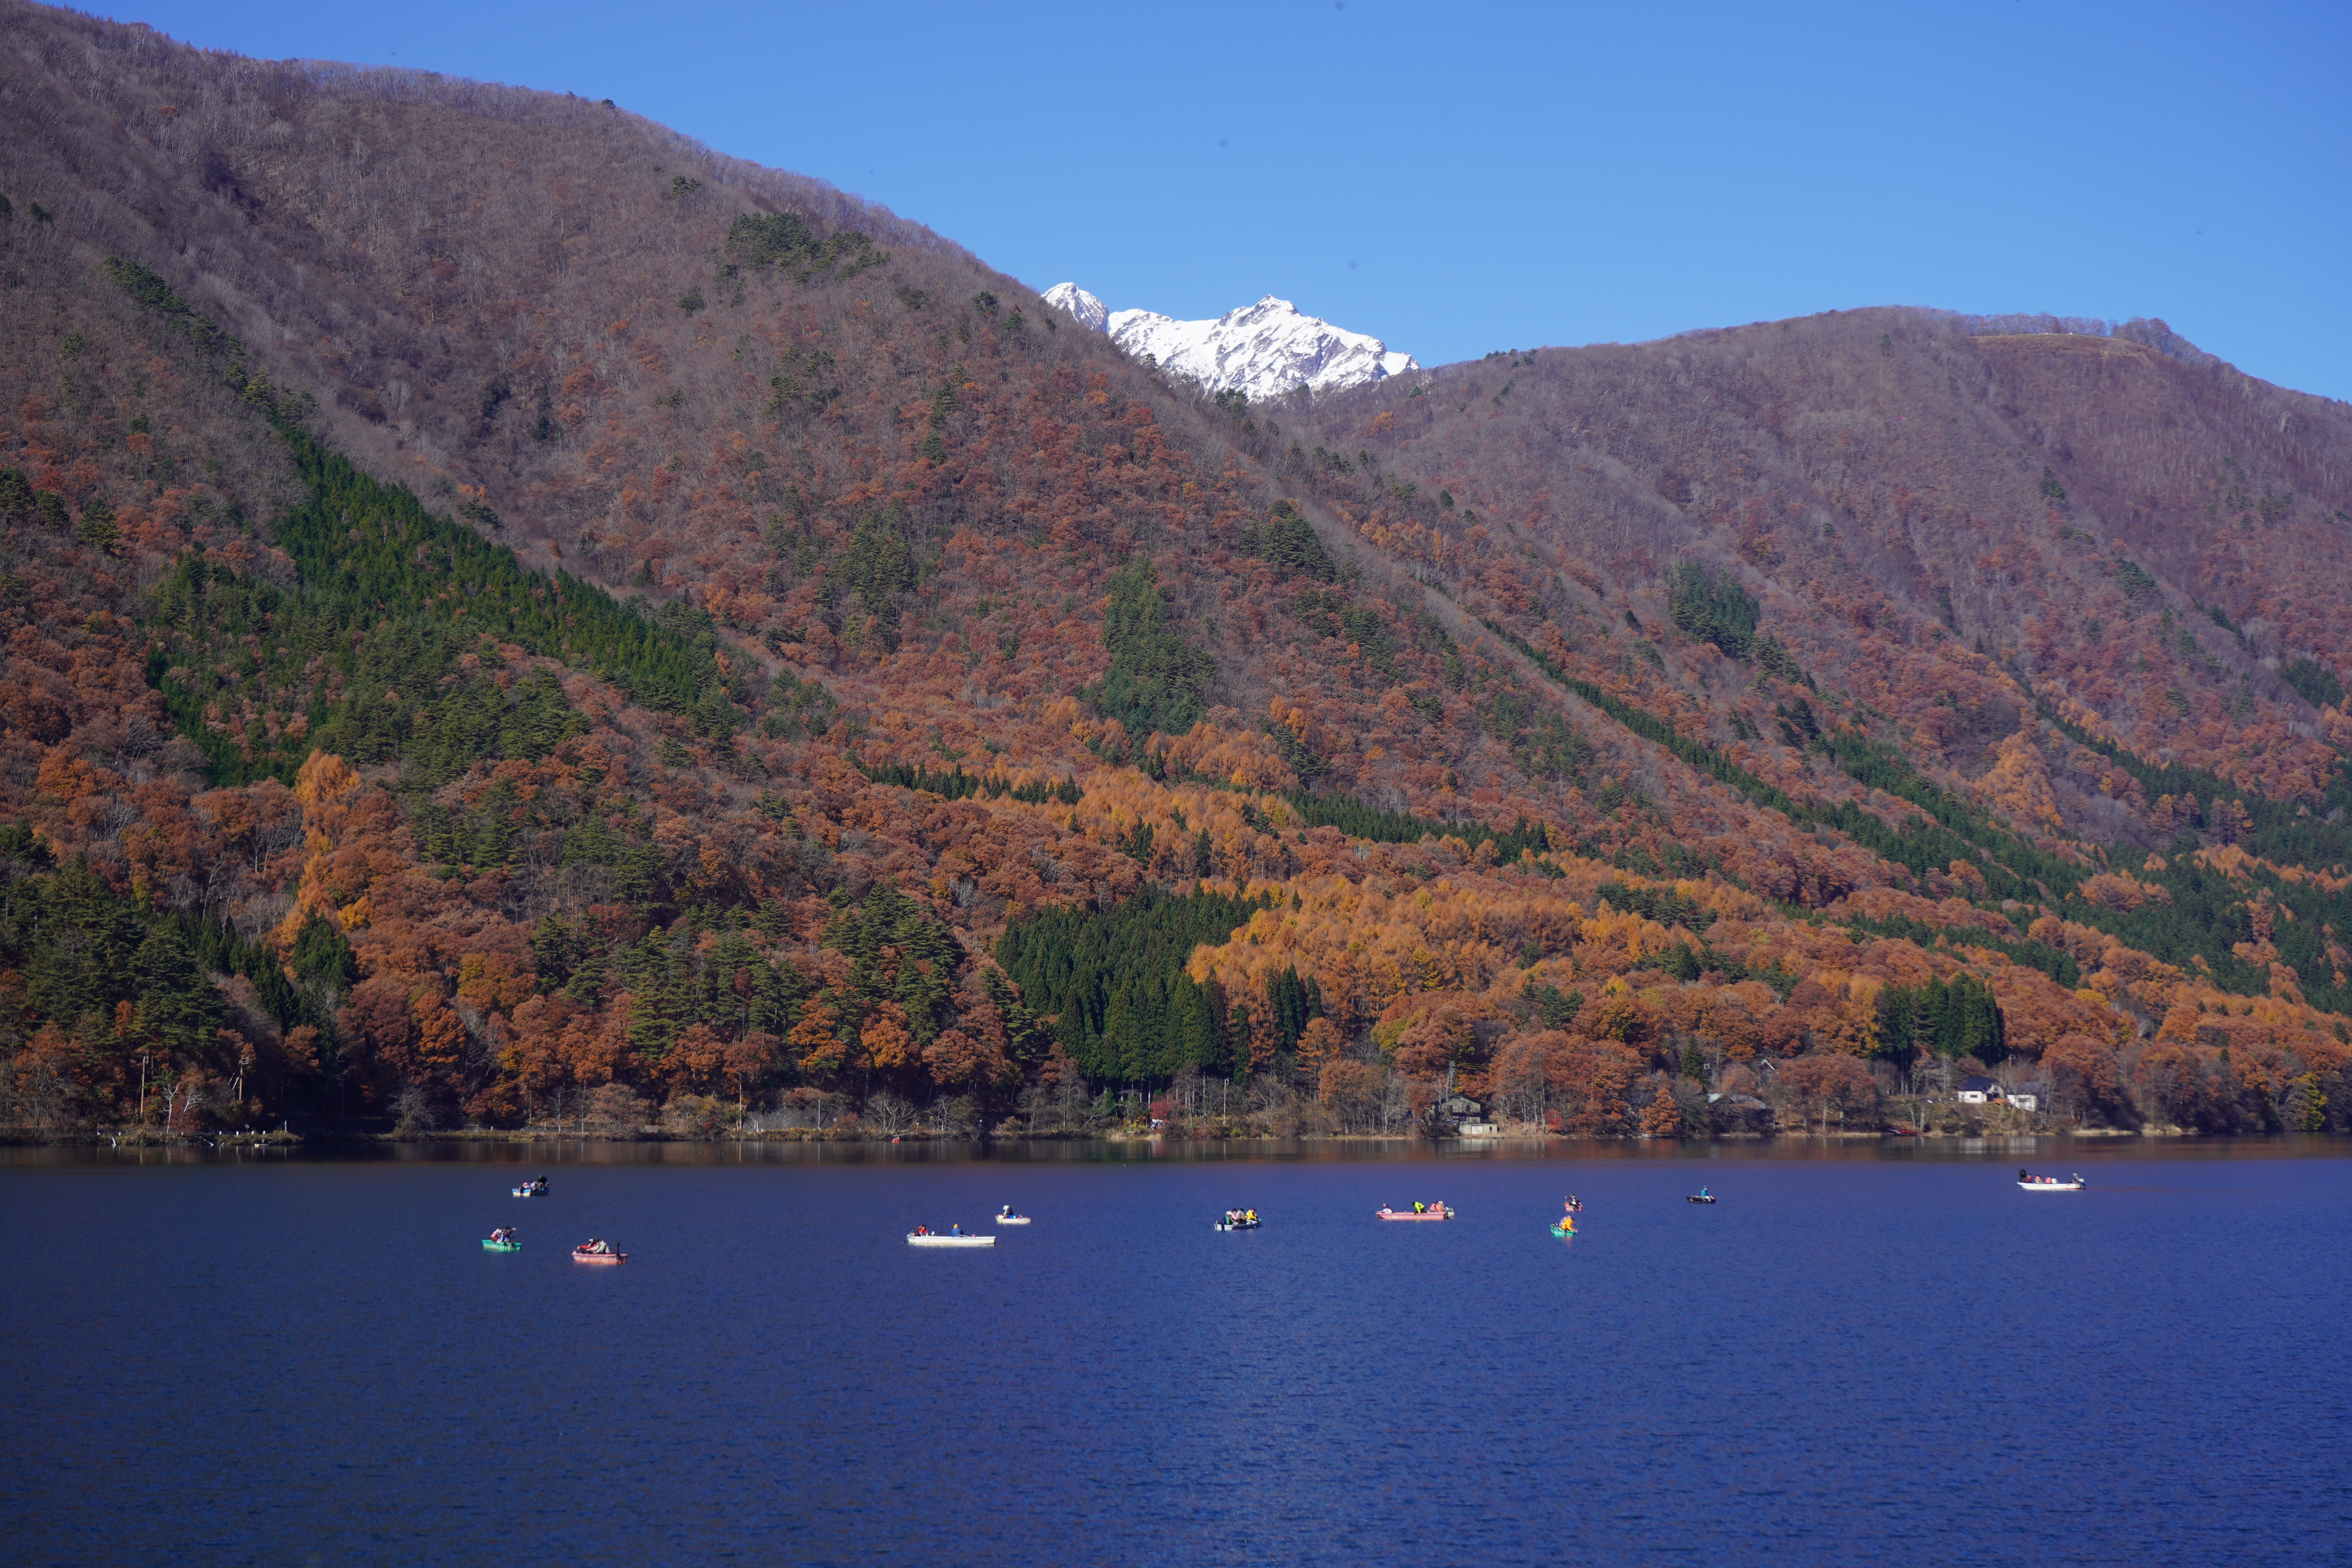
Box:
4;1139;2349;1566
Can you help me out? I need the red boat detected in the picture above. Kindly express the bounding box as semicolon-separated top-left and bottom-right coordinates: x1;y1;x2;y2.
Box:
1376;1203;1454;1221
572;1245;628;1265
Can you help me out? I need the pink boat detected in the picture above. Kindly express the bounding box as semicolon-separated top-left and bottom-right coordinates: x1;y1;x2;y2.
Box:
1376;1204;1454;1221
572;1245;628;1265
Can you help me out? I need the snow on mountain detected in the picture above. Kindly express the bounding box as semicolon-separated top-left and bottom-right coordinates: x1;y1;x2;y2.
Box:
1040;283;1107;334
1040;285;1417;402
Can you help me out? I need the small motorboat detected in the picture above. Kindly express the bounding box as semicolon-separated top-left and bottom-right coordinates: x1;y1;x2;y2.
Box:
994;1207;1031;1226
1686;1192;1717;1205
512;1181;547;1198
1549;1221;1576;1238
2017;1172;2085;1192
1375;1203;1454;1221
907;1230;995;1247
571;1244;626;1264
1215;1212;1261;1231
481;1237;522;1252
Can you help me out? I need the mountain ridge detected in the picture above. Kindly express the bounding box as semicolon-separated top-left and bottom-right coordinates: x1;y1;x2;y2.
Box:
1045;284;1418;402
2;0;2347;1145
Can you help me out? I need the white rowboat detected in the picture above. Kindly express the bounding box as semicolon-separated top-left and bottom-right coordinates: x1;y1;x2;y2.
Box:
993;1214;1031;1225
907;1232;995;1247
2017;1179;2084;1192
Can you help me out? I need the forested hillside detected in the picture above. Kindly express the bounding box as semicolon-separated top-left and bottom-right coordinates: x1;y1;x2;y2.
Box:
1;0;2346;1141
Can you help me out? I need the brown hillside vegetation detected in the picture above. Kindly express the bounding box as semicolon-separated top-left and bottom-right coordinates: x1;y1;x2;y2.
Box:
1;1;2347;1141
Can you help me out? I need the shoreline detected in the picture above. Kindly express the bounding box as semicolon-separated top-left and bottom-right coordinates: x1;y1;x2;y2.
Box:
2;1123;2329;1150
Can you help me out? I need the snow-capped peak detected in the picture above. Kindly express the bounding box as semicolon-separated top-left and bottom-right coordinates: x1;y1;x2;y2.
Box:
1040;285;1416;402
1041;283;1108;334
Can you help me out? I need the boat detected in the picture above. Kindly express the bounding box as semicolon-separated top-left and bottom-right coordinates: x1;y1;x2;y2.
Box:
2017;1173;2085;1192
512;1183;546;1198
571;1245;626;1264
1687;1193;1717;1205
481;1237;521;1252
1215;1213;1261;1231
1375;1203;1454;1221
907;1231;995;1247
994;1208;1031;1225
1549;1221;1576;1238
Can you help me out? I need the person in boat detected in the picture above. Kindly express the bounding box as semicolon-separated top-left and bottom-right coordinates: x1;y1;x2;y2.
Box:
1412;1200;1426;1214
1245;1209;1257;1223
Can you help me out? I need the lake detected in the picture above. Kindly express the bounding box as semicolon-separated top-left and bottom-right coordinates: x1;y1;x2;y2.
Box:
4;1138;2348;1566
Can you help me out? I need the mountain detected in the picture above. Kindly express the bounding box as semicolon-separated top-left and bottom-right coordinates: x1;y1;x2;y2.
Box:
1040;283;1108;334
1296;312;2352;814
1;0;2348;1145
1045;286;1419;402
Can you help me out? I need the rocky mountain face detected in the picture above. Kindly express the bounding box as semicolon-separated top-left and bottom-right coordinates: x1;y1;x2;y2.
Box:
1040;283;1107;334
2;0;2350;1144
1045;286;1418;402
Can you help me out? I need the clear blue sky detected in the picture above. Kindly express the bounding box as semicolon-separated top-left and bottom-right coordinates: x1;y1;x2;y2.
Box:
120;0;2352;399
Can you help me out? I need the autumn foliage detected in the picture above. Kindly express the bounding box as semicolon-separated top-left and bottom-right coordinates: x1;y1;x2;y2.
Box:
2;7;2351;1140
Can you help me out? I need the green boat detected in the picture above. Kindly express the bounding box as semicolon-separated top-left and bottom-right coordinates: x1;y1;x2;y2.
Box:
1550;1222;1576;1238
481;1238;521;1252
